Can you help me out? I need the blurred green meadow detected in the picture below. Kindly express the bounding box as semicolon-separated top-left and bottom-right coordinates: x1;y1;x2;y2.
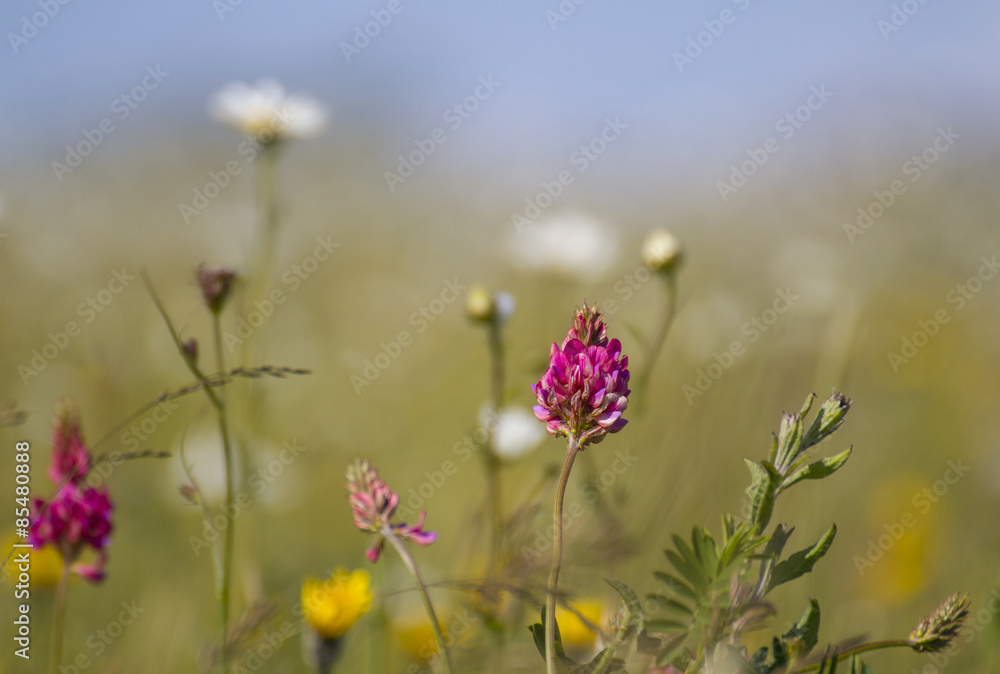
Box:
3;2;1000;672
2;129;1000;672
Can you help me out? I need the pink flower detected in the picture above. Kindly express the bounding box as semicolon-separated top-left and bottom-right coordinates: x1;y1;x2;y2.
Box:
29;483;114;583
531;303;631;447
49;399;91;485
346;459;437;563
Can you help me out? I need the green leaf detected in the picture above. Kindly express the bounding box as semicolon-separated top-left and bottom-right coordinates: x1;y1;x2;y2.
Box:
652;571;697;602
783;599;821;656
666;536;709;594
529;607;578;668
768;524;837;592
646;618;689;632
604;577;645;640
757;523;793;593
745;458;781;534
691;526;720;574
645;594;692;616
780;448;852;491
800;391;852;451
655;632;689;667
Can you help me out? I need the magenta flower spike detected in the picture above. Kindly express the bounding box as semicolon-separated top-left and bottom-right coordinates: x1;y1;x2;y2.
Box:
347;458;437;563
49;399;91;485
29;483;114;583
531;303;631;447
30;401;114;584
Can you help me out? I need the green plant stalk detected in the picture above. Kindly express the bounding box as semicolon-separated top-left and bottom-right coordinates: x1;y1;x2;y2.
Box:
49;558;71;674
144;275;237;673
789;640;912;673
635;271;677;411
211;311;237;674
484;317;506;576
248;141;281;309
546;435;581;674
381;527;454;674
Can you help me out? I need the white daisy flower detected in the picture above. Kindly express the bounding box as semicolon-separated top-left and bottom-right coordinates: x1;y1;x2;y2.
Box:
509;213;618;281
209;78;326;142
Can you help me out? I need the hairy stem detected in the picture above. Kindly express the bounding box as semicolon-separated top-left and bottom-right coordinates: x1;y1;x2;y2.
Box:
546;435;581;674
789;640;913;673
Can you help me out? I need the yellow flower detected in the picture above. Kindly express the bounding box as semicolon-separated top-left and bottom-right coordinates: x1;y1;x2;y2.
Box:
555;599;604;648
2;532;63;588
301;568;372;639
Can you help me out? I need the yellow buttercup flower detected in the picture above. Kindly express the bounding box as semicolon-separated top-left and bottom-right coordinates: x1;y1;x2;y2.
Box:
2;532;63;588
555;599;604;647
302;568;372;639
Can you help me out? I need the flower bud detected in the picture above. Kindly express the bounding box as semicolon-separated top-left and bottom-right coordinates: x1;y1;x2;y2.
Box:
465;285;496;322
182;338;199;365
196;264;237;314
641;229;683;272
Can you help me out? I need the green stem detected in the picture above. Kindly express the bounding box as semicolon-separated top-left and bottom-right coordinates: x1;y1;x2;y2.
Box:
143;273;238;672
789;640;912;673
635;271;677;412
382;527;454;674
211;312;236;674
50;559;71;674
485;318;506;576
545;436;581;674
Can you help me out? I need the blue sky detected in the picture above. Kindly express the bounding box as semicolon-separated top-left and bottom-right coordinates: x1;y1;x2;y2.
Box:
2;1;999;184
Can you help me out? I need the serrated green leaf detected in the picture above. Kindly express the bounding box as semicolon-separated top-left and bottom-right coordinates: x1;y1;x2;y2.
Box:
768;524;837;592
780;448;852;491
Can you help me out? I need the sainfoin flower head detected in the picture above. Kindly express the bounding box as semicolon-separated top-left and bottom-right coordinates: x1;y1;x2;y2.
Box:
49;398;90;485
29;483;113;583
531;303;631;447
347;459;437;563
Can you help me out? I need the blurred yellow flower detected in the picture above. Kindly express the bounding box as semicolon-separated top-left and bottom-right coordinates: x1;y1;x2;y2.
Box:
395;619;439;661
301;568;372;639
555;599;604;647
2;532;62;588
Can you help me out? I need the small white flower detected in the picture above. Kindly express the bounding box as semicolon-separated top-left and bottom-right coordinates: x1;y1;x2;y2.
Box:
481;406;546;461
509;213;618;281
209;78;326;142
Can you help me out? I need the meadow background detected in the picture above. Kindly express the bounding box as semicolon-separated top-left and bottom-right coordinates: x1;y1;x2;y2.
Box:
2;1;1000;672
